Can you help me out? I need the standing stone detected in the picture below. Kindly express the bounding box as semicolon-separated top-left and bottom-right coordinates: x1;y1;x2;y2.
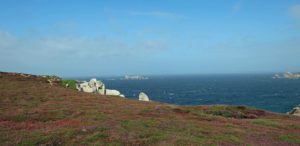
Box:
139;92;150;102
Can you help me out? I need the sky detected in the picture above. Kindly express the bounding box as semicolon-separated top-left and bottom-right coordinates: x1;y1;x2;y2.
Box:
0;0;300;77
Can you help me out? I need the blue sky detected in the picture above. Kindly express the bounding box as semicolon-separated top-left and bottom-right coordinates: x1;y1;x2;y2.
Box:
0;0;300;77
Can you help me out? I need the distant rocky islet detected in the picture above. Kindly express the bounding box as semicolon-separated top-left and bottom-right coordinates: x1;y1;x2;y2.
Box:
273;72;300;79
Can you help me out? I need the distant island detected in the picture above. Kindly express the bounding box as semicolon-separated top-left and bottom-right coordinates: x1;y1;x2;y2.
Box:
123;75;149;80
273;72;300;79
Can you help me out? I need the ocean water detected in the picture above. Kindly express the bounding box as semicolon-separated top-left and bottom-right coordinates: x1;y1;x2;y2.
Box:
80;74;300;113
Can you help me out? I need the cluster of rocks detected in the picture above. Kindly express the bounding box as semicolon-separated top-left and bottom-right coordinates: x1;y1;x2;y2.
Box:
76;78;125;97
75;78;151;101
287;105;300;116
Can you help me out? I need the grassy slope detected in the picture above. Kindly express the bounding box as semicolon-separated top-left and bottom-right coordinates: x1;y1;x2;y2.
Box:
0;72;300;146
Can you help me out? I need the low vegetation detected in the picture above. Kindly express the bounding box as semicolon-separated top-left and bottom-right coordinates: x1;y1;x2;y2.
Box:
0;72;300;146
279;134;300;144
61;79;77;90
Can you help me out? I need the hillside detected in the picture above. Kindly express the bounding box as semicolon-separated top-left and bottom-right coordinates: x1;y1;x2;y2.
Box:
0;72;300;146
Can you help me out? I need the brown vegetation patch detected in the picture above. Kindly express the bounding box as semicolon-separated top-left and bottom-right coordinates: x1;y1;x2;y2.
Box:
0;120;43;130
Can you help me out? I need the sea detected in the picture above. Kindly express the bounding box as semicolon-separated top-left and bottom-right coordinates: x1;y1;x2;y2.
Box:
76;74;300;113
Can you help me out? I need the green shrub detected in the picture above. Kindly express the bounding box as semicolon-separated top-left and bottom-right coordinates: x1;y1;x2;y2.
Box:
62;80;77;90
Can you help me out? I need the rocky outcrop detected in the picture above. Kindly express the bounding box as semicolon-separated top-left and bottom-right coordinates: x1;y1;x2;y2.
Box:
287;105;300;116
139;92;150;102
76;78;124;98
76;78;105;93
76;78;153;101
76;81;94;93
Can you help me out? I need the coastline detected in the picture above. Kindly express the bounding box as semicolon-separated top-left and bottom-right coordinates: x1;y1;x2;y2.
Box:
1;71;300;145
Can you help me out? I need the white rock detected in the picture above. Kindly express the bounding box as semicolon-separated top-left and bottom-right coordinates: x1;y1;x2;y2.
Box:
97;84;106;95
106;89;121;96
47;79;53;86
139;92;150;102
76;78;124;97
76;79;105;94
20;73;31;78
88;78;104;90
81;84;94;93
76;81;86;91
288;105;300;117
